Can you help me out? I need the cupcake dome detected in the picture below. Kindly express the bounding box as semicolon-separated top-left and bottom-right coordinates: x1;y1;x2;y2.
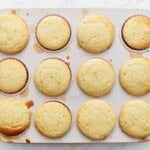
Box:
77;58;115;97
36;15;71;51
119;58;150;96
0;14;29;54
34;58;71;96
0;98;30;136
0;58;28;94
34;101;72;138
77;100;116;140
77;14;115;53
122;15;150;50
119;100;150;138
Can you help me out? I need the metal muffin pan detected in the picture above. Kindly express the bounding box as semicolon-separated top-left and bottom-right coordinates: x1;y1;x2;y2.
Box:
0;8;149;143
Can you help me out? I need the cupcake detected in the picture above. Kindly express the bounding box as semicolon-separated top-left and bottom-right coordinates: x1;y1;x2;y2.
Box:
0;98;31;136
0;58;29;94
35;15;71;51
121;15;150;51
0;14;29;54
77;100;116;140
34;58;71;96
77;14;115;53
77;57;115;97
119;99;150;139
119;58;150;96
34;101;72;138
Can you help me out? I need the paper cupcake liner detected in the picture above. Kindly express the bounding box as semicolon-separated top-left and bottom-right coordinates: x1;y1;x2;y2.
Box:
34;57;72;96
35;14;72;53
0;57;30;96
120;14;150;53
35;99;72;138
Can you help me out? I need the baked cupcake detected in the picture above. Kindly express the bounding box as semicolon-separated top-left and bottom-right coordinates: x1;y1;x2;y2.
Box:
34;101;72;138
34;58;71;96
0;58;29;94
119;99;150;139
121;15;150;51
36;15;71;51
77;58;115;97
119;58;150;96
0;98;30;136
77;100;116;140
77;14;115;53
0;14;29;54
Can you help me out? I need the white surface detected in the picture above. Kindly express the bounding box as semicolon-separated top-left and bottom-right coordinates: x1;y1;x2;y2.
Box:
0;0;150;149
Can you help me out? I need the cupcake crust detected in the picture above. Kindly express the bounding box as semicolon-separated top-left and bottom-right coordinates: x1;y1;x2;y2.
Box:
0;14;29;54
0;98;30;136
34;101;72;138
36;15;71;51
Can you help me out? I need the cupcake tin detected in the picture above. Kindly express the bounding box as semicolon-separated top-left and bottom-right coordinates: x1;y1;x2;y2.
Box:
0;8;150;143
